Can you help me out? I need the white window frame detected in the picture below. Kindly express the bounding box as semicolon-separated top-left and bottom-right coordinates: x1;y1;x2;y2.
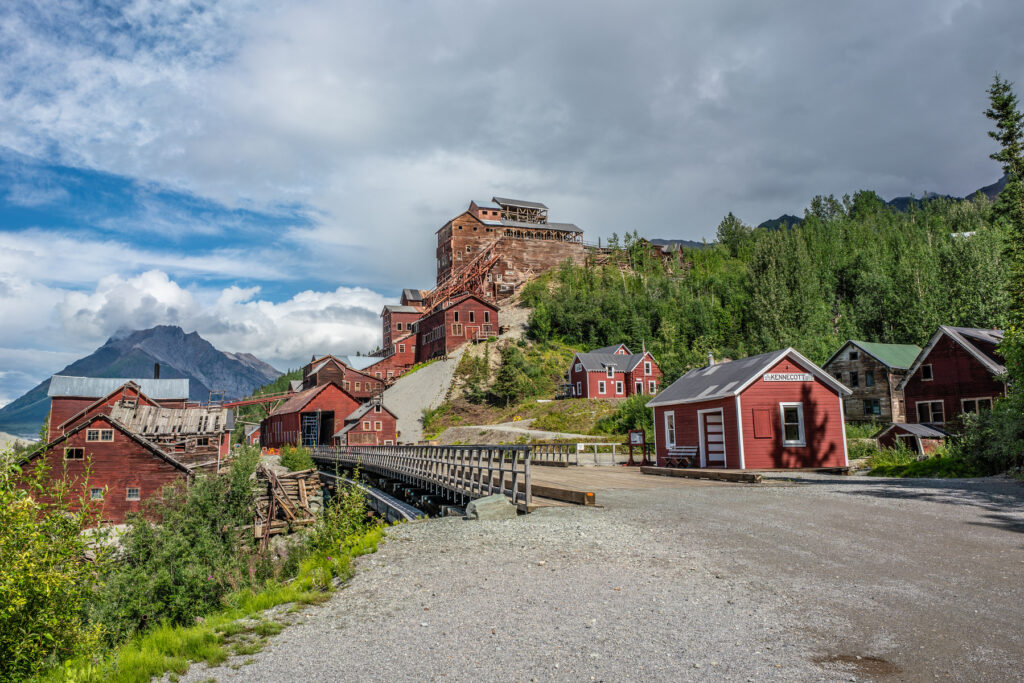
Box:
615;381;623;394
126;487;140;501
649;380;656;394
398;344;405;353
86;429;114;442
779;402;806;447
921;364;933;381
90;488;104;500
397;322;403;331
916;400;944;424
635;381;643;394
644;361;652;375
575;363;582;372
664;411;676;448
363;420;371;430
374;421;382;431
575;381;582;396
961;397;993;414
598;381;606;394
606;366;614;378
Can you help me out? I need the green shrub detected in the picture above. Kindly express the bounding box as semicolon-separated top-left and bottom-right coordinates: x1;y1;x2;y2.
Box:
844;422;882;439
0;450;109;681
868;446;980;478
280;445;314;472
949;393;1024;474
864;444;918;470
90;446;262;644
594;393;654;436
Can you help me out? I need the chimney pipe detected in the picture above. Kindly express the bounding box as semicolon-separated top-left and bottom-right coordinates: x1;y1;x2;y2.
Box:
154;362;160;379
707;353;714;367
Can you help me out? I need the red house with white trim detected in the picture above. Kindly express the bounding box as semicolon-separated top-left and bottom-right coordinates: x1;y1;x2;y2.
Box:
334;402;399;446
897;326;1005;427
567;344;662;398
20;414;192;524
647;348;851;469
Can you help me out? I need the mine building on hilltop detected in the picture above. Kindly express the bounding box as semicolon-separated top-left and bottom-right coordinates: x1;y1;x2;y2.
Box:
414;294;499;363
822;340;921;423
567;344;663;399
434;197;585;304
300;355;386;399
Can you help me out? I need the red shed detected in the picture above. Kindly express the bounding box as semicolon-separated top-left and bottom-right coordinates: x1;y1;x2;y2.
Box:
567;344;663;398
415;294;498;362
647;348;851;469
20;414;191;525
898;326;1005;427
874;423;949;455
260;382;360;449
334;402;398;446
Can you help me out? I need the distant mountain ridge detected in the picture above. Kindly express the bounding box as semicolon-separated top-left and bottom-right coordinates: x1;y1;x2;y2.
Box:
757;174;1009;230
0;325;281;437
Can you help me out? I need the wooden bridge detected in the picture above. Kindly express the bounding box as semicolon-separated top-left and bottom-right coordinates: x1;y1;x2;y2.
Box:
310;444;534;514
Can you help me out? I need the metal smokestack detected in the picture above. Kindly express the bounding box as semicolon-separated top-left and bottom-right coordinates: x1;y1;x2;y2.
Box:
154;362;161;379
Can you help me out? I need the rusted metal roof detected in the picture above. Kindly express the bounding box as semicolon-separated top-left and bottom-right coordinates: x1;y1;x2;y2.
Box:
109;403;232;437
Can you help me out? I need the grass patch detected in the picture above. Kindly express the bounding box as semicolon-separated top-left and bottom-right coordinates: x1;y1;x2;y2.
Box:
868;454;981;478
49;526;385;683
403;357;441;377
844;422;882;439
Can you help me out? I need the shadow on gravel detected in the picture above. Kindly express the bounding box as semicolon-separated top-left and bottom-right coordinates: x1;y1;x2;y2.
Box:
774;475;1024;522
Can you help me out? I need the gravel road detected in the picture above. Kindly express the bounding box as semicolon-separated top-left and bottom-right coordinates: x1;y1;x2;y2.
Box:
181;475;1024;682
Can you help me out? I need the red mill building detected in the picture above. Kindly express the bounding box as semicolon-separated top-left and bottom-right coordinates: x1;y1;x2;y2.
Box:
434;197;585;301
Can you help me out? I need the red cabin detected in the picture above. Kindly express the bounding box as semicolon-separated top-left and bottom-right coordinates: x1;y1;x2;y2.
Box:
20;414;191;524
567;344;662;398
898;326;1006;427
647;348;851;469
260;382;361;449
415;294;498;362
334;402;398;446
47;376;189;437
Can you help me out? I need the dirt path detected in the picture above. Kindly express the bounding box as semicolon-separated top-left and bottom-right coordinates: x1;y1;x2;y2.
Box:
182;474;1024;682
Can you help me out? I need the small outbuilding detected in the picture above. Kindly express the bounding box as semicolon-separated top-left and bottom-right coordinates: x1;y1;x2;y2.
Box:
647;348;851;469
874;423;949;455
334;402;398;446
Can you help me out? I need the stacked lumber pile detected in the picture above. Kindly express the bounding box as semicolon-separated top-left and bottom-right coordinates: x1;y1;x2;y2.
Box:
254;464;323;547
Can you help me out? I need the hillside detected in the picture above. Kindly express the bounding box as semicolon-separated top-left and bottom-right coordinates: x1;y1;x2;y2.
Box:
0;325;281;437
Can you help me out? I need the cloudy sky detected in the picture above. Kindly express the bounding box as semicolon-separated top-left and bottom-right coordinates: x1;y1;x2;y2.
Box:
0;0;1022;405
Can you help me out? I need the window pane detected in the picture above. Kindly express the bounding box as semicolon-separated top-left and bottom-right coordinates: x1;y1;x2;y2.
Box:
917;403;930;422
784;424;801;441
783;406;800;423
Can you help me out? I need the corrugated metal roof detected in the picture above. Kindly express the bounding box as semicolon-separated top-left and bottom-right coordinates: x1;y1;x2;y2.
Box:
592;344;631;355
647;348;850;407
492;196;548;210
270;384;330;416
338;355;381;371
825;340;923;370
873;423;950;439
402;288;426;301
383;304;421;314
575;352;647;373
499;219;582;233
472;200;500;209
47;376;189;399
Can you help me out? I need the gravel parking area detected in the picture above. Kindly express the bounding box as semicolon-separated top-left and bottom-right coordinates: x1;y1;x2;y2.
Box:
181;475;1024;682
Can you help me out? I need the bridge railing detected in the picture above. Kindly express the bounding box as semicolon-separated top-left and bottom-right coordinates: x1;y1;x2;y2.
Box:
530;442;578;466
310;444;531;507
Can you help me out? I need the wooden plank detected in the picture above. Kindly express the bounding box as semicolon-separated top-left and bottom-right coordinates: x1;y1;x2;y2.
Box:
529;483;595;506
530;460;569;468
640;466;762;484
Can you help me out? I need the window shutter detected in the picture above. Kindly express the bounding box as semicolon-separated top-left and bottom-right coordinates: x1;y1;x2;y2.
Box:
753;408;773;438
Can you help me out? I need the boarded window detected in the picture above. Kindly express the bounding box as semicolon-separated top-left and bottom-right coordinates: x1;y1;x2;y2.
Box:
752;409;773;438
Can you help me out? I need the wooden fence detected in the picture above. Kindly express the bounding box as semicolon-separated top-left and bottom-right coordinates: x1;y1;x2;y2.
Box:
530;442;578;466
310;444;531;507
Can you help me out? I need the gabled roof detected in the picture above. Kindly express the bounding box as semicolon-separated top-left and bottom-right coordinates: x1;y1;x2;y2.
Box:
48;376;189;400
592;343;631;355
336;355;383;372
647;348;851;408
270;383;337;416
22;414;191;475
57;381;158;430
574;351;649;373
402;288;427;301
498;219;582;234
897;326;1006;390
872;423;950;440
109;404;233;437
824;340;923;371
470;200;501;210
289;379;303;392
382;304;421;315
334;403;396;438
492;196;548;210
244;424;261;437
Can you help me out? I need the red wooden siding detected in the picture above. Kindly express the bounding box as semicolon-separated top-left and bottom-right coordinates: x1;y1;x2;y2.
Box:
261;383;361;449
653;397;740;468
22;416;188;525
902;334;1005;426
342;408;398;446
416;295;498;362
568;351;662;399
737;357;846;469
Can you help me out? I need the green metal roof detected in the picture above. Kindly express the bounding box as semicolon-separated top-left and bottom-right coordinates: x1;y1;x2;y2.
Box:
847;340;922;370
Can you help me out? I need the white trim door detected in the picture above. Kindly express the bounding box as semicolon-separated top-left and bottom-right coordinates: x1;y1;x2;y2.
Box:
697;408;726;467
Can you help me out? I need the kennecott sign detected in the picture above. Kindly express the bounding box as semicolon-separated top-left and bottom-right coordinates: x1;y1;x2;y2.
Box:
763;372;813;382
